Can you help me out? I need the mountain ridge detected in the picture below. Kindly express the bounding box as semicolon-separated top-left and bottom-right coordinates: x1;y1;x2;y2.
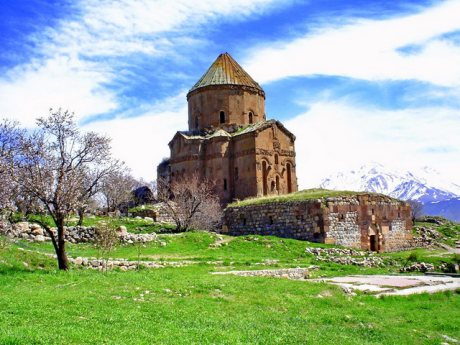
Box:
319;163;460;221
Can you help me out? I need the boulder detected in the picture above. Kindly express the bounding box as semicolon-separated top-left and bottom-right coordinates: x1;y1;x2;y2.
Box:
34;235;45;242
116;226;128;236
30;223;44;235
31;227;44;236
14;222;30;234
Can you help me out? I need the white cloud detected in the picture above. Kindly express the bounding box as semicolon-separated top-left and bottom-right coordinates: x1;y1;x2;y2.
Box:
286;101;460;188
244;0;460;87
84;98;187;180
0;0;287;126
0;56;117;126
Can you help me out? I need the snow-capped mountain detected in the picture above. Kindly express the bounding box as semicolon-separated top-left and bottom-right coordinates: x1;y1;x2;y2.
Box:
320;163;459;203
319;163;460;221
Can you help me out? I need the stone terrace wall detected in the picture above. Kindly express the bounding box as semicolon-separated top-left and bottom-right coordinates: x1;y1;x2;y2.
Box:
223;201;324;241
223;194;413;252
0;221;157;244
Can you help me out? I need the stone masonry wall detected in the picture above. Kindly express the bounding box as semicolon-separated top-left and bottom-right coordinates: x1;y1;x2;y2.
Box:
223;194;413;252
0;221;157;244
223;201;324;241
326;212;361;248
383;219;411;251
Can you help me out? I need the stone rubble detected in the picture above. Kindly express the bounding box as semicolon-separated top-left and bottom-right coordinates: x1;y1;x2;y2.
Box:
0;221;159;244
305;247;385;267
68;257;180;270
410;225;443;247
212;267;317;280
399;262;436;273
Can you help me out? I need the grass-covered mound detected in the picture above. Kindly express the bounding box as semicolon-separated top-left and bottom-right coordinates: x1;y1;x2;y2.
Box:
414;218;460;248
228;188;398;207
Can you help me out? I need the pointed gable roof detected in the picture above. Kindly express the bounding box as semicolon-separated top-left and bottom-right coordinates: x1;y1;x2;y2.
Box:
188;53;264;95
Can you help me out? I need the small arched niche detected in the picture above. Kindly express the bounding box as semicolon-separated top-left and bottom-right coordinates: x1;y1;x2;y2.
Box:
220;111;225;124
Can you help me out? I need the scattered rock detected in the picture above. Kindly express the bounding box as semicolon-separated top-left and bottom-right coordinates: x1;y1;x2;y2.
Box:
442;335;459;344
400;262;435;273
5;221;158;245
30;224;44;236
341;286;356;296
439;263;459;273
305;247;385;267
34;235;45;242
13;222;30;234
212;267;312;280
116;226;128;236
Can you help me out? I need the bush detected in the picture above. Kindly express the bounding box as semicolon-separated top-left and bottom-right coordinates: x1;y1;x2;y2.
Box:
407;252;418;262
453;254;460;265
94;221;119;272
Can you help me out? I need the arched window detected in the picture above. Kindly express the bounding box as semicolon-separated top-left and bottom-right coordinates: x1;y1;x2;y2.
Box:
220;111;225;124
275;175;280;194
274;154;279;164
249;111;253;124
271;181;275;192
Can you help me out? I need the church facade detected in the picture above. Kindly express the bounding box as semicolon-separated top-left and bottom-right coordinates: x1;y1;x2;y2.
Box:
158;53;298;204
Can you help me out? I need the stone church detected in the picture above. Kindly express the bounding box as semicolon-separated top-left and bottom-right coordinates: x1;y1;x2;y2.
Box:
158;53;298;204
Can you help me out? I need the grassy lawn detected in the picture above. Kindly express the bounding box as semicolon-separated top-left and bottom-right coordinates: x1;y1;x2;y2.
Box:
17;231;458;272
1;231;459;344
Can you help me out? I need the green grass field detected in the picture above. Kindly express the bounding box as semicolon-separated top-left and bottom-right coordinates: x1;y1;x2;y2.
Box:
1;230;459;344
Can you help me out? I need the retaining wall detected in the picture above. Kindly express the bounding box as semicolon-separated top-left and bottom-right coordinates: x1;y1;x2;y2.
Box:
223;194;413;252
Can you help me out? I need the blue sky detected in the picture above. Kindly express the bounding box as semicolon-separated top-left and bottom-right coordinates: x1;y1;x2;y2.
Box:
1;0;459;186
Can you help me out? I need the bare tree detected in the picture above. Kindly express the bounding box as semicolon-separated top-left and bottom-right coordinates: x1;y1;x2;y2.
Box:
76;170;109;226
12;109;119;270
94;221;119;273
0;119;23;214
99;169;138;213
407;200;424;223
157;174;222;232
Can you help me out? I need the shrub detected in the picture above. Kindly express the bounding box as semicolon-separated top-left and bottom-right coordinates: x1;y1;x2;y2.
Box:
407;252;418;262
94;221;119;272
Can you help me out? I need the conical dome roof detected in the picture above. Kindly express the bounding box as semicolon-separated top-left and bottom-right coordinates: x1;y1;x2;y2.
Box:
188;53;264;95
